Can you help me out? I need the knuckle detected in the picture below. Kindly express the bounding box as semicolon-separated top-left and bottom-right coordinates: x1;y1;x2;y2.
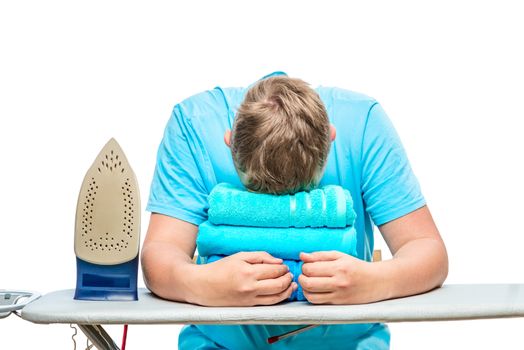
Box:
301;279;311;290
265;296;278;305
238;283;255;294
301;264;310;275
280;287;291;299
240;265;254;277
337;278;351;288
272;296;283;304
335;264;346;275
280;278;289;291
297;275;306;287
304;292;317;304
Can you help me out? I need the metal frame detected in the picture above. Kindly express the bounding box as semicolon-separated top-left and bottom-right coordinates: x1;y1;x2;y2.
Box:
77;324;120;350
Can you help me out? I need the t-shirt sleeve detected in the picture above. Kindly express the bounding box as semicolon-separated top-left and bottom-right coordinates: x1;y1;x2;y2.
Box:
361;102;426;226
146;104;208;226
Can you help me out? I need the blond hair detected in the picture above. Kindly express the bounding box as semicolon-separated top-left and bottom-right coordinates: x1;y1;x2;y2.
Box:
231;76;331;195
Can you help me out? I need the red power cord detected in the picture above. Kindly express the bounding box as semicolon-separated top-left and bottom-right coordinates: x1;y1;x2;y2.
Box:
121;324;128;350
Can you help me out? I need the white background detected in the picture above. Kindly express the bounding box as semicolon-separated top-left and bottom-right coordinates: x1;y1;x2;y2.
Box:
1;1;523;348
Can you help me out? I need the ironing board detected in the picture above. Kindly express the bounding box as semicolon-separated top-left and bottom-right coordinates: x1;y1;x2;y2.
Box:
0;290;40;319
20;284;524;350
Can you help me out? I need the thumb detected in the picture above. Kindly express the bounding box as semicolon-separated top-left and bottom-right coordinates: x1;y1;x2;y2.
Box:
300;250;344;262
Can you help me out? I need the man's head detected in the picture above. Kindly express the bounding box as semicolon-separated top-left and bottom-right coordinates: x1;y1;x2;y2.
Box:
224;76;336;195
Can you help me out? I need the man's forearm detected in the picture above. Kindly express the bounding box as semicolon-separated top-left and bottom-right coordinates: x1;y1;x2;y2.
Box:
376;237;448;300
142;244;295;306
141;241;199;303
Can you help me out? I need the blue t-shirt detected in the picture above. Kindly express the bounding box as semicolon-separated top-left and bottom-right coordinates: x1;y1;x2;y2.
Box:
147;71;426;349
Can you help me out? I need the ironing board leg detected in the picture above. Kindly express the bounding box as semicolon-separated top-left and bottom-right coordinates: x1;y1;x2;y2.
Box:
78;324;120;350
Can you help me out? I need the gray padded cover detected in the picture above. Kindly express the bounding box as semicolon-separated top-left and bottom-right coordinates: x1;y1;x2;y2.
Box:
21;284;524;325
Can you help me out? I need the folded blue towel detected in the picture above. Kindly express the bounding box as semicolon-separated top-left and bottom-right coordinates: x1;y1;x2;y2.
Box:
196;221;358;260
208;183;356;228
204;255;305;301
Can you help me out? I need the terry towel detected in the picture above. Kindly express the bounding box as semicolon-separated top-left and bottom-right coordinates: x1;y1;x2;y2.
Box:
204;255;306;301
197;221;358;260
208;182;356;228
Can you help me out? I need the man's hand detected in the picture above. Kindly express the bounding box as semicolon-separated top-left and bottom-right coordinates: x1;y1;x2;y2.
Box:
142;215;297;307
191;251;297;307
298;206;448;305
298;251;379;305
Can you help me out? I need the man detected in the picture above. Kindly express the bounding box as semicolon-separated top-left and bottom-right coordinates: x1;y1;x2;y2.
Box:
142;71;448;349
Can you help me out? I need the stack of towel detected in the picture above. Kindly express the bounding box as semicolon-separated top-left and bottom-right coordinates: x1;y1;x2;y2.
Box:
196;182;358;301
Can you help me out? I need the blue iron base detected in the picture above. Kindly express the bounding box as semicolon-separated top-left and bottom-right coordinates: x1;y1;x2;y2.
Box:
74;256;139;301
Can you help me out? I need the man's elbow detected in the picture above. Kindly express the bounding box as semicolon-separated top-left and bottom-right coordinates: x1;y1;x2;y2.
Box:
434;241;449;288
140;244;158;292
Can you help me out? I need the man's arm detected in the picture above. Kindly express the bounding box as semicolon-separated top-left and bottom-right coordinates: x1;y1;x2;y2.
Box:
141;213;296;306
141;213;199;303
376;204;448;299
298;205;448;304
